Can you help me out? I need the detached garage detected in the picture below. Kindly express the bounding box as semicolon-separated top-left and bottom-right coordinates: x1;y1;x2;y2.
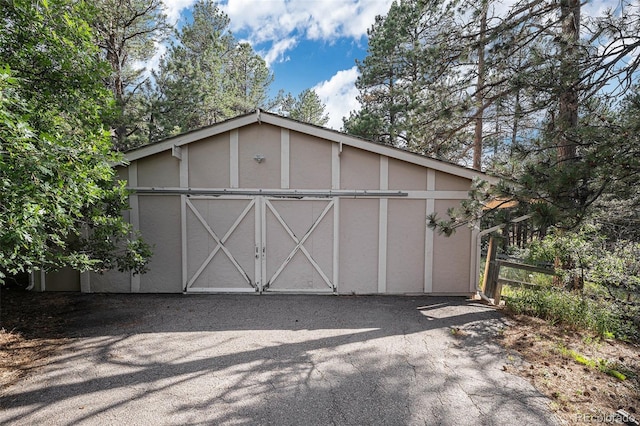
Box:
39;110;496;295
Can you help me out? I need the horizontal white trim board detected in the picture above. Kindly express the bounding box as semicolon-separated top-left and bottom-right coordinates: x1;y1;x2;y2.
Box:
406;190;469;199
128;187;470;200
131;187;408;197
186;288;258;293
263;288;334;293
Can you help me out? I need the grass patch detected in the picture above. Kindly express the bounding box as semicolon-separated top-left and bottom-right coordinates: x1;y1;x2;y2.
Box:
502;286;636;341
556;345;628;381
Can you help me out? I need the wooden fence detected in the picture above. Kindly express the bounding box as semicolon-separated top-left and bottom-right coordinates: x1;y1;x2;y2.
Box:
482;235;555;304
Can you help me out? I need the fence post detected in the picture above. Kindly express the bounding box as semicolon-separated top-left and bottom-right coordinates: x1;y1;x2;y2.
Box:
493;265;504;305
482;235;498;298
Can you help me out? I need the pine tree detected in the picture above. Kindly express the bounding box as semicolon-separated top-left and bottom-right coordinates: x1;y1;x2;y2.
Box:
429;0;640;231
344;0;504;163
148;0;274;141
91;0;169;150
285;89;329;126
225;43;273;115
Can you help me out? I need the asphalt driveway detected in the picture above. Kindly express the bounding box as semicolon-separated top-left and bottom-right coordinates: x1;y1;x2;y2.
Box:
0;294;557;425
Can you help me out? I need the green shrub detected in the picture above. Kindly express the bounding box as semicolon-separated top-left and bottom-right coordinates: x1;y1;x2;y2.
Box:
502;222;639;342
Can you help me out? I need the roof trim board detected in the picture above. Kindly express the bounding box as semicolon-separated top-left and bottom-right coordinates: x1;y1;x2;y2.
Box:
123;110;499;184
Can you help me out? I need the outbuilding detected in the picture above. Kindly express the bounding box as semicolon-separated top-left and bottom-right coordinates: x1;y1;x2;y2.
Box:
39;110;496;295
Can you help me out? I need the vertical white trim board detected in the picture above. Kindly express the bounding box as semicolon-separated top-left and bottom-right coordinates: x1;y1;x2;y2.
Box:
230;129;239;188
281;129;289;189
424;198;435;293
332;143;341;190
179;145;189;188
332;198;340;293
260;197;267;292
425;169;436;293
181;194;188;291
129;162;141;293
377;156;389;293
378;199;388;293
379;156;389;190
469;222;480;293
255;196;263;292
427;169;436;191
180;146;189;291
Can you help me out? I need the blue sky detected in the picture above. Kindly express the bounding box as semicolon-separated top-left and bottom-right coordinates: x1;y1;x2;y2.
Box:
161;0;395;128
266;37;366;98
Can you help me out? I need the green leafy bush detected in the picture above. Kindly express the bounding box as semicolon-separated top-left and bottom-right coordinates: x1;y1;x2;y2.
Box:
0;1;152;281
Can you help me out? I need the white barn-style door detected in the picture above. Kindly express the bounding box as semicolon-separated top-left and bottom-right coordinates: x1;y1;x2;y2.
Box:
183;196;338;293
262;198;337;293
184;197;259;292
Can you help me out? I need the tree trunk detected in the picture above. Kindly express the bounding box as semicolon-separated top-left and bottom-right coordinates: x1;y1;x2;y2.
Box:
472;1;488;171
557;0;580;164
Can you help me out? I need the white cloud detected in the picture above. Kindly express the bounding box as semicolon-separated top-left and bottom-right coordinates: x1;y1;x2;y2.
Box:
582;0;621;18
163;0;197;24
263;37;298;67
222;0;393;64
313;67;360;130
131;40;167;83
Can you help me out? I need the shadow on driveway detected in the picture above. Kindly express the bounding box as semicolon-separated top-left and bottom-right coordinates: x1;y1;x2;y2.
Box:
0;294;558;425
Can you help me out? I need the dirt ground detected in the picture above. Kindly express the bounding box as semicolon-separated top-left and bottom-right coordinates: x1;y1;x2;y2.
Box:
0;288;638;425
498;311;639;425
0;288;75;390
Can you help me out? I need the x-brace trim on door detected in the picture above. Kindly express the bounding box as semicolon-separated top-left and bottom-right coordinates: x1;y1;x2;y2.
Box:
264;199;334;291
185;198;256;290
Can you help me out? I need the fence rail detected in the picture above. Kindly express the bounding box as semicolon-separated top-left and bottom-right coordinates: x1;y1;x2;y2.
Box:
482;236;555;304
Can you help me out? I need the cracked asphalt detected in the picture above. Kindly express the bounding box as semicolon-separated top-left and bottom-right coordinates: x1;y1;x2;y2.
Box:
0;294;557;425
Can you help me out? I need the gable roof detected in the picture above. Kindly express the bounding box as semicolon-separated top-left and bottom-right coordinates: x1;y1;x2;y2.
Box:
124;110;499;183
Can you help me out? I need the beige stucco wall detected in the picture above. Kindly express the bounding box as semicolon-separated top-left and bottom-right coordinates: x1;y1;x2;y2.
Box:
388;158;428;191
90;270;131;293
189;133;231;188
116;166;128;182
434;171;472;191
138;195;182;292
340;146;380;190
238;123;281;188
289;131;332;189
44;268;80;291
431;199;472;294
338;199;379;294
137;151;180;187
386;199;426;294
